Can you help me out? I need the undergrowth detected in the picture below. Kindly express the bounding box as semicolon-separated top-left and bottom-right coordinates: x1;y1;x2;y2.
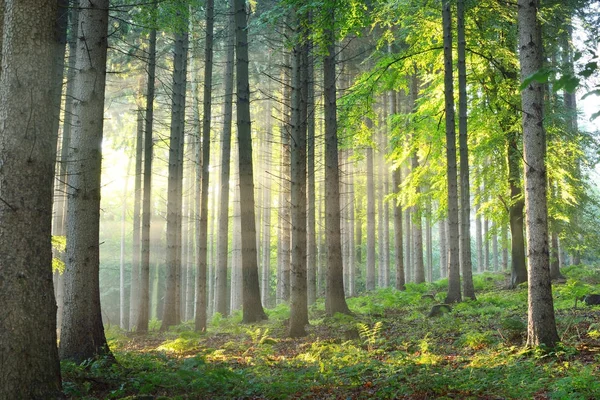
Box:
62;265;600;399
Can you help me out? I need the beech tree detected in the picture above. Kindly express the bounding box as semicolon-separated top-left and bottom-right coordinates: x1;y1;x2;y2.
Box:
0;0;63;396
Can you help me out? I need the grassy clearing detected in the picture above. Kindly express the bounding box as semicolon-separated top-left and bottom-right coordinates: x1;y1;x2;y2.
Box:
63;266;600;399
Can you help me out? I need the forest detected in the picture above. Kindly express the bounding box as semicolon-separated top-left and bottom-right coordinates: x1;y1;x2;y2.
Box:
0;0;599;398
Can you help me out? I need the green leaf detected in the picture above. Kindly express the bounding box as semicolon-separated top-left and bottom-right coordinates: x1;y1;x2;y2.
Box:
520;67;553;90
554;75;580;93
581;89;600;100
591;110;600;121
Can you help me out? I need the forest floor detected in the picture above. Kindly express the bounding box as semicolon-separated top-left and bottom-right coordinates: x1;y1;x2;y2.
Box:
62;265;600;399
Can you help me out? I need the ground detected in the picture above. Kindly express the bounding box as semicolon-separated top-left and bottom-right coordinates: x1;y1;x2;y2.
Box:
62;266;600;399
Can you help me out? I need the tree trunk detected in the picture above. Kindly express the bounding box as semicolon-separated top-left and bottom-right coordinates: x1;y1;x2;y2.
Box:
442;0;462;303
215;0;235;316
439;218;448;278
324;11;350;316
60;0;112;362
457;0;475;299
137;15;157;333
289;19;309;336
501;224;509;271
120;157;133;330
195;0;214;332
0;0;63;396
518;0;559;348
507;130;527;288
307;41;317;304
162;18;189;330
234;0;268;323
475;202;483;272
129;108;144;330
366;144;377;290
393;168;405;290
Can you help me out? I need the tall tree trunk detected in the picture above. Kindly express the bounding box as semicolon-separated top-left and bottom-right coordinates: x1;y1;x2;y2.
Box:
216;0;235;316
324;10;350;316
484;215;489;270
0;0;63;396
289;18;309;336
501;224;509;271
53;0;76;339
442;0;462;303
518;0;559;348
306;40;317;304
60;0;112;362
162;15;189;330
262;80;273;307
475;202;483;272
234;0;268;323
231;139;243;311
457;0;475;299
129;108;144;330
195;0;214;332
137;14;157;333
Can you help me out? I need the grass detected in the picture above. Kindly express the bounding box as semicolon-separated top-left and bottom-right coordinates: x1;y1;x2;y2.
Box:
62;265;600;399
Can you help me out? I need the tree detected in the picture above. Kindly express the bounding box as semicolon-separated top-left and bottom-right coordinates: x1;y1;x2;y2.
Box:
162;6;189;330
442;0;462;304
60;0;113;362
457;0;475;299
136;6;157;333
234;0;268;323
196;0;215;332
215;0;235;317
518;0;559;348
324;5;351;316
289;8;309;337
0;0;63;396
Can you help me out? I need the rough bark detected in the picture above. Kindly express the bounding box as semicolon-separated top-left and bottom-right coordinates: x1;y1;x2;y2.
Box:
393;168;405;290
442;0;462;303
307;40;317;304
518;0;559;348
60;0;112;362
234;0;268;323
0;0;63;397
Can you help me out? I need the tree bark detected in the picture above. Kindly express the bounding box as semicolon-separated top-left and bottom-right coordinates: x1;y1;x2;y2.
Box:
366;143;377;290
442;0;462;303
507;130;527;288
234;0;268;323
518;0;559;348
0;0;63;396
457;0;475;299
137;16;157;333
215;0;235;316
393;168;405;290
324;10;350;316
60;0;112;362
162;15;189;330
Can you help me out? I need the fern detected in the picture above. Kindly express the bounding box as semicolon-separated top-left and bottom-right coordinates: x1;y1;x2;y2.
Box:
357;321;383;351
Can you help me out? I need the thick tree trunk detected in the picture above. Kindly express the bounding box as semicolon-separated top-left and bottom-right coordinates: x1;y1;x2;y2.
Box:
0;0;63;396
137;18;157;333
324;14;350;316
234;0;268;323
442;0;462;303
60;0;112;362
518;0;559;348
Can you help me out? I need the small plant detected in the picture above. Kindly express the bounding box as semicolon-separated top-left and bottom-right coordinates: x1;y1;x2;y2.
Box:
458;331;496;350
357;321;383;351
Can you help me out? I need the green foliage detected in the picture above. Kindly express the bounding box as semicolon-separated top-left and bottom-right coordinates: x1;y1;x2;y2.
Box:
357;321;383;351
52;235;66;273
